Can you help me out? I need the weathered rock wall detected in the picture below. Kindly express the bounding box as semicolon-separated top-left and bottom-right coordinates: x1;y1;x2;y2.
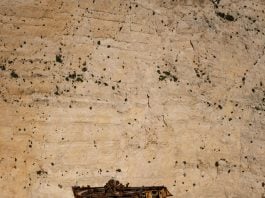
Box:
0;0;264;197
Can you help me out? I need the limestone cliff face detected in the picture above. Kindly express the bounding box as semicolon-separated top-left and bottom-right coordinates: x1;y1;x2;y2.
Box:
0;0;264;197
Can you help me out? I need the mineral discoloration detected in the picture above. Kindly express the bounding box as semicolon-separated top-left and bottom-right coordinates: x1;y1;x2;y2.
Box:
0;0;265;198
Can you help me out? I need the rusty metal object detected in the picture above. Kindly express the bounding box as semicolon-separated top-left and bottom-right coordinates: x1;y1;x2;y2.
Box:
72;179;173;198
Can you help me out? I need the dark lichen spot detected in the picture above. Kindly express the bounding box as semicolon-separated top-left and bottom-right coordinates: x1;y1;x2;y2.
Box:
242;77;246;84
159;75;166;81
163;71;170;76
10;70;19;78
36;170;48;176
116;169;121;172
76;77;83;82
56;54;63;63
54;85;60;95
215;161;219;167
0;65;5;71
69;72;76;79
172;76;178;82
211;0;221;8
216;12;235;21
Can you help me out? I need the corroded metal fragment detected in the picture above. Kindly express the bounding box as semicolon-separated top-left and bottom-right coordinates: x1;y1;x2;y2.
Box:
72;179;172;198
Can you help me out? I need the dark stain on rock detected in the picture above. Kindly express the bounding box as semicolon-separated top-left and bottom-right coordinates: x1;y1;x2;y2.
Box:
54;85;60;95
163;71;170;76
159;75;166;81
0;65;6;71
254;106;265;112
158;70;178;82
10;70;19;78
242;76;246;84
211;0;221;8
66;71;84;83
68;72;77;79
194;67;211;83
76;77;83;82
216;12;235;21
36;170;48;176
56;54;63;63
215;161;219;167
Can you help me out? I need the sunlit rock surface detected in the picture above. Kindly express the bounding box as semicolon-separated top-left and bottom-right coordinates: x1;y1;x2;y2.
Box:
0;0;264;197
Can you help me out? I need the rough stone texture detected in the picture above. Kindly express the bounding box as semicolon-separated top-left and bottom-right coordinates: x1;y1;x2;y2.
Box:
0;0;265;197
